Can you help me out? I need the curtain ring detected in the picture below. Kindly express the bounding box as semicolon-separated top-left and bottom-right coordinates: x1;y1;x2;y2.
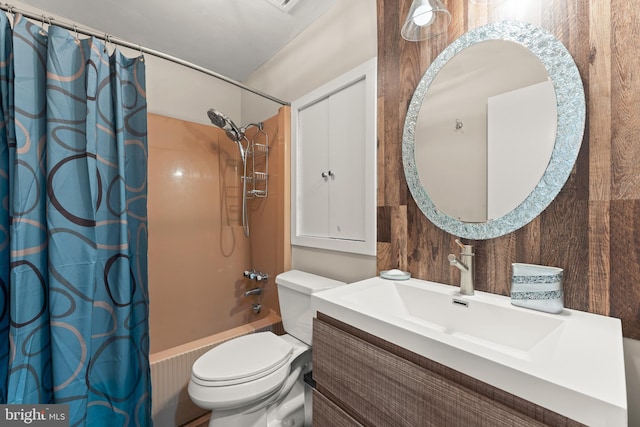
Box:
6;5;16;28
39;14;47;36
138;44;144;62
73;24;80;44
106;34;114;53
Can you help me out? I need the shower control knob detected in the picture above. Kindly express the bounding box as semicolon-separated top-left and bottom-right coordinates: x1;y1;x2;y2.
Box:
243;270;251;278
256;274;263;281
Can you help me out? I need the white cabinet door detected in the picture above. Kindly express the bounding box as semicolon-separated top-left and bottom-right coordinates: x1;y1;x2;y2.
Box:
291;58;376;255
298;99;330;238
328;79;366;241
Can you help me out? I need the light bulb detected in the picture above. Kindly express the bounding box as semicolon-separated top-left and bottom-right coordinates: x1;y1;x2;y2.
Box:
413;5;434;26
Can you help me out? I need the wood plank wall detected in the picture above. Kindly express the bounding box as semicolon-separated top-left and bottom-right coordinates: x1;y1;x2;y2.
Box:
376;0;640;339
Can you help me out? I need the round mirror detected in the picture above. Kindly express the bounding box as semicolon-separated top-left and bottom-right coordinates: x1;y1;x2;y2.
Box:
403;21;585;239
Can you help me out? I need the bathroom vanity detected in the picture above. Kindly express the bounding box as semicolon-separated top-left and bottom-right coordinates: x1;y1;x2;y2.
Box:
310;277;627;427
313;313;582;427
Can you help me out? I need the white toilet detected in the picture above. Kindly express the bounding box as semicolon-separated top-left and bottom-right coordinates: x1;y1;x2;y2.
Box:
188;270;345;427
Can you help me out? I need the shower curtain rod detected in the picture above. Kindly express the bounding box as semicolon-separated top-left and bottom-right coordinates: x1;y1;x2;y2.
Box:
0;3;290;106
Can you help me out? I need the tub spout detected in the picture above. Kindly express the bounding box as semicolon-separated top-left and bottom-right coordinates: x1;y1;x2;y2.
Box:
244;288;262;297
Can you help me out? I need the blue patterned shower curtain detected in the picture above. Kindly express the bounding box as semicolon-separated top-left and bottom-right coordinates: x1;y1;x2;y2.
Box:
0;13;151;426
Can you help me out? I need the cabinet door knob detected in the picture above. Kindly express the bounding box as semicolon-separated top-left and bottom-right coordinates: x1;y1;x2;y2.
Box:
321;171;328;178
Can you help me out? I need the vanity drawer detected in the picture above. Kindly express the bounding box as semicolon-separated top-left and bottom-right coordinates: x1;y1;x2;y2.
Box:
313;315;582;427
313;389;363;427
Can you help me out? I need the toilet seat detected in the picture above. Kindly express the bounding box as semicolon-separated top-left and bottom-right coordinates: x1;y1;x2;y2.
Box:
189;332;300;411
191;332;293;387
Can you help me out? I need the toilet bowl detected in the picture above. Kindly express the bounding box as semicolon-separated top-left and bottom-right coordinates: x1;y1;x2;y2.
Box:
188;270;345;427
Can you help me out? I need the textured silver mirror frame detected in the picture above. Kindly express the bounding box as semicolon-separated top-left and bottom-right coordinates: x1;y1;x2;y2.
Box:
402;21;586;240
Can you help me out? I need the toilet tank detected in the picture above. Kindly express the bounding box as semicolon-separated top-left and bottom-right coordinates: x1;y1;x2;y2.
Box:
275;270;346;345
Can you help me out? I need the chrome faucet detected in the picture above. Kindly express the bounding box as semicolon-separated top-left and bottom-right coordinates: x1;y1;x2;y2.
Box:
448;239;474;295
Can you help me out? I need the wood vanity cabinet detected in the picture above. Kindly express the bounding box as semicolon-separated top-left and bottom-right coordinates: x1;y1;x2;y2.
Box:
312;313;585;427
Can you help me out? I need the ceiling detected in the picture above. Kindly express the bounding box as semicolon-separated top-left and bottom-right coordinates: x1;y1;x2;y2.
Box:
18;0;336;82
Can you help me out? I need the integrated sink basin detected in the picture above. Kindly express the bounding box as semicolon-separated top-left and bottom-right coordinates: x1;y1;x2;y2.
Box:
311;276;627;426
340;280;565;356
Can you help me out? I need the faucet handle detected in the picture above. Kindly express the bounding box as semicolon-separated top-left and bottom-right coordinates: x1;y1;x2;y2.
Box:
454;239;474;256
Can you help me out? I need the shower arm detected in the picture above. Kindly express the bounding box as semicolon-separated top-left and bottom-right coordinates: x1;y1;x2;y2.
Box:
237;122;263;136
243;122;263;130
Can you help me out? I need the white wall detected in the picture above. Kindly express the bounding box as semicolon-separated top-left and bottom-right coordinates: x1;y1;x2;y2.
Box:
243;0;377;109
244;0;378;283
242;0;379;128
144;55;242;126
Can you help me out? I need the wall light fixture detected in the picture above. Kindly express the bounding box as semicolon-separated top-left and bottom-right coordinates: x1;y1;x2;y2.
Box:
401;0;451;41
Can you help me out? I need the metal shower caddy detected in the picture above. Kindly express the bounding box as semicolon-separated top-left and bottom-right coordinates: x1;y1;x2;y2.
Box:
243;125;269;199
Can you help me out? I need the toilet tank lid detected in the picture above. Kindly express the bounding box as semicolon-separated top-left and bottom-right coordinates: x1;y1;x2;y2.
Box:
275;270;346;295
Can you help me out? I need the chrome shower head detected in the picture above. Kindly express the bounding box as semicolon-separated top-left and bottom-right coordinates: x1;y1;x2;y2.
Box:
207;108;246;160
207;109;227;128
207;108;244;140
